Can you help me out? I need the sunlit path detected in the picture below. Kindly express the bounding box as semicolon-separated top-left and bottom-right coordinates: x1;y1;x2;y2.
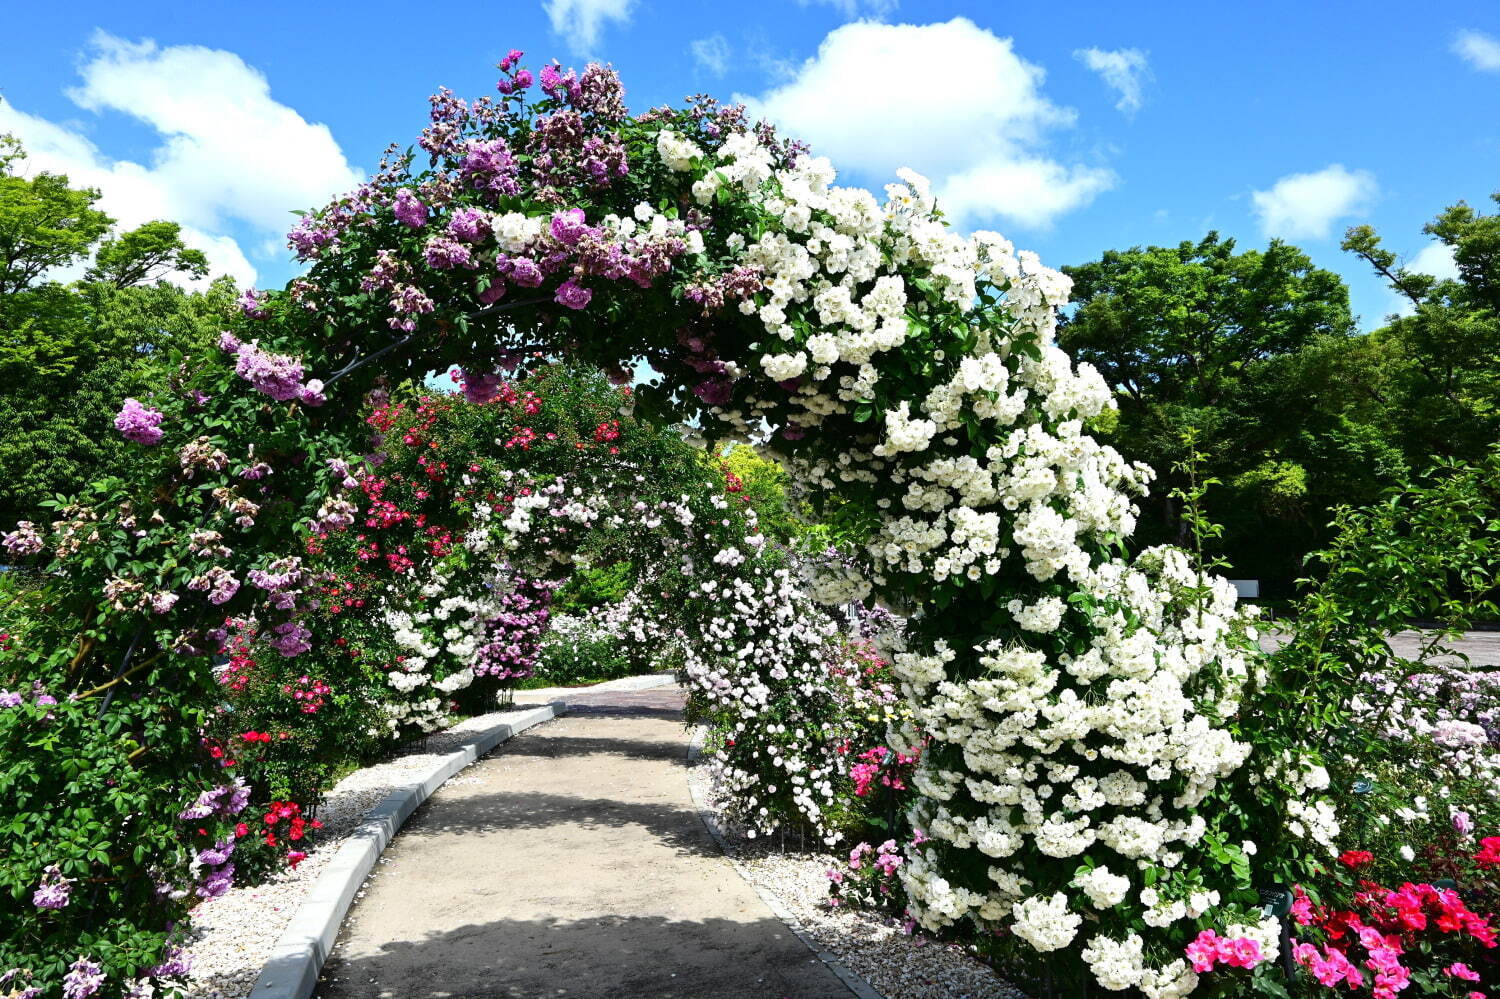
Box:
316;687;853;999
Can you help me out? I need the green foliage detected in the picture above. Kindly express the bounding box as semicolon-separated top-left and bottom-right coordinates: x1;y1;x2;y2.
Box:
0;133;113;296
1228;449;1500;897
530;616;638;686
86;220;210;289
0;136;237;531
1343;194;1500;467
1060;233;1360;591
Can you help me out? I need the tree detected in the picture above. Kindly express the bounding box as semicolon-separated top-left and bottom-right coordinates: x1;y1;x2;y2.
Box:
0;135;236;530
1059;233;1361;591
0;133;113;296
1342;194;1500;464
86;220;210;288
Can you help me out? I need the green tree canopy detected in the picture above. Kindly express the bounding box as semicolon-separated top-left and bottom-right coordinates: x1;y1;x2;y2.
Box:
1059;233;1368;591
0;134;113;296
1342;193;1500;463
0;134;237;532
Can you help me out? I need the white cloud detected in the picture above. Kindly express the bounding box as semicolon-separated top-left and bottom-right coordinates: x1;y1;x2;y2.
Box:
0;32;361;289
1453;29;1500;71
1409;241;1459;280
1250;164;1378;240
1073;47;1151;113
542;0;634;55
690;34;731;77
797;0;899;16
742;18;1113;229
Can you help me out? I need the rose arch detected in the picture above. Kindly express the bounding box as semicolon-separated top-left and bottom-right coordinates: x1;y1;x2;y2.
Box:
0;55;1334;997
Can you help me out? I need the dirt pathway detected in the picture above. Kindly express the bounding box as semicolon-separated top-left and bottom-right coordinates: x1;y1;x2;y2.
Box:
316;687;853;999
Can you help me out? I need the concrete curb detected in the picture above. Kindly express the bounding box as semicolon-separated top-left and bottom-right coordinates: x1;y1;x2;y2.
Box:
685;725;888;999
247;702;566;999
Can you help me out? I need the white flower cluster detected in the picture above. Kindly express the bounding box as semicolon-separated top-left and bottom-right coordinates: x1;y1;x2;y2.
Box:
654;125;1272;991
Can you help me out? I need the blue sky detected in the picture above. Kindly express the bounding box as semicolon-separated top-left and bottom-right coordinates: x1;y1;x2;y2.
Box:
2;0;1497;329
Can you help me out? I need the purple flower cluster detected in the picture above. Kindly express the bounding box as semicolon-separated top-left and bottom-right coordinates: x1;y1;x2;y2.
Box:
31;864;72;910
461;370;506;404
178;778;251;820
495;49;534;94
224;339;326;406
269;620;313;658
421;87;507;160
195;861;235;899
188;567;240;606
423;234;476;271
684;264;765;314
62;958;104;999
448;206;489;242
388;284;436;331
553;279;592;311
148;944;192;981
238;288;269;320
458;139;522;198
0;969;40;999
2;520;44;557
474;578;555;679
287;213;341;260
361;249;405;293
114;398;165;445
249;557;305;611
393;188;428;228
233;343;303;401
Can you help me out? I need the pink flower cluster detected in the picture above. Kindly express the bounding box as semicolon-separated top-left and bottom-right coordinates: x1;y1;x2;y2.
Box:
114;398;165;445
1184;929;1265;974
218;333;325;406
848;744;917;798
846;840;903;877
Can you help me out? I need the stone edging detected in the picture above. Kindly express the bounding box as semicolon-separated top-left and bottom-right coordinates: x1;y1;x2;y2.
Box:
246;701;566;999
685;725;888;999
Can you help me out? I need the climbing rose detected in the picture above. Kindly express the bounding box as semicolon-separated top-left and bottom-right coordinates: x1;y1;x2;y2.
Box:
393;187;428;228
554;279;592;310
31;864;71;909
2;521;44;557
114;398;165;445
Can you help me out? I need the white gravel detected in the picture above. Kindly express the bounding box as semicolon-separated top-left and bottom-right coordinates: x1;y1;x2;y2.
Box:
686;759;1028;999
178;704;544;999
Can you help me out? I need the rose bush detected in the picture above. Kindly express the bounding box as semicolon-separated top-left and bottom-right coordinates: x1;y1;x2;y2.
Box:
6;50;1482;998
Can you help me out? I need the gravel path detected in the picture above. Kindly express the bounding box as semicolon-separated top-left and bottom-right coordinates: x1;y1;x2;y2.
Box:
316;686;854;999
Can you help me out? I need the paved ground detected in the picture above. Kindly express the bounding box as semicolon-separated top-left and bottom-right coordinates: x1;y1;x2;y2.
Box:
316;686;853;999
1259;628;1500;666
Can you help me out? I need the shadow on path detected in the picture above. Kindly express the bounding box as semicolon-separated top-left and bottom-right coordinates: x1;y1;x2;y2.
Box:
317;690;853;999
318;912;848;999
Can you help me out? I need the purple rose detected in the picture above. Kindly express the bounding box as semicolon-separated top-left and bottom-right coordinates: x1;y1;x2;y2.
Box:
393;188;428;229
508;257;544;288
62;957;104;999
549;208;590;246
554;279;592;311
2;521;44;557
114;398;165;445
